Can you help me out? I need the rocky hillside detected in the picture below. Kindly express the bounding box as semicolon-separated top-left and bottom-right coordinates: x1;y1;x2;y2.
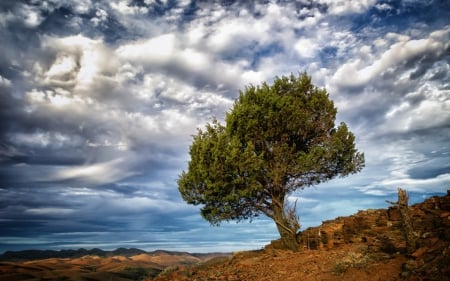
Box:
154;190;450;281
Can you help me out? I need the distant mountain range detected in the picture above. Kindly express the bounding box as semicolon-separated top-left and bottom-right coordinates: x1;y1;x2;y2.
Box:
0;247;221;261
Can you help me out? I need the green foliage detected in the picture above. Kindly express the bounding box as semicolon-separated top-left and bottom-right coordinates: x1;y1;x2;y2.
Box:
178;119;265;225
178;72;364;248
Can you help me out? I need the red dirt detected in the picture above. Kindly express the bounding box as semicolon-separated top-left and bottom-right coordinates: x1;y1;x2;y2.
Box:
152;244;409;281
153;191;450;281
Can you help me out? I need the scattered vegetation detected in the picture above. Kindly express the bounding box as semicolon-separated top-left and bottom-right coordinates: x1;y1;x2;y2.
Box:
159;265;180;276
332;251;370;275
380;235;398;254
120;267;161;280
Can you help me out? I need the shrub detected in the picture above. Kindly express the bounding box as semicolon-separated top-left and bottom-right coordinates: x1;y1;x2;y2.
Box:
333;252;369;275
122;267;161;280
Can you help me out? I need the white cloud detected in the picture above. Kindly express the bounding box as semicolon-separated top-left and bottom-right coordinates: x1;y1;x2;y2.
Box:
0;75;11;87
383;83;450;133
53;158;138;184
357;171;450;196
86;140;129;151
25;88;93;111
375;3;393;11
295;38;317;58
377;173;450;192
116;34;176;64
91;8;108;26
319;0;377;15
206;20;246;53
39;35;118;91
8;131;80;148
115;29;267;95
25;207;75;215
196;2;317;58
350;130;450;199
110;0;148;15
0;3;47;28
331;26;450;88
21;4;44;27
177;48;211;72
61;187;101;197
45;53;79;84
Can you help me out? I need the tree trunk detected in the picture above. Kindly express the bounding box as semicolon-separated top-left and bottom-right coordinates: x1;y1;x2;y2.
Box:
272;198;300;252
397;188;417;255
387;188;417;255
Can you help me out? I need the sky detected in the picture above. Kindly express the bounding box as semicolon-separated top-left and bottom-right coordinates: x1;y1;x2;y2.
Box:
0;0;449;254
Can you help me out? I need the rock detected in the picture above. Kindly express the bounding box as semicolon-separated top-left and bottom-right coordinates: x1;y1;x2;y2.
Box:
440;211;450;218
440;196;450;210
387;207;401;221
411;247;428;258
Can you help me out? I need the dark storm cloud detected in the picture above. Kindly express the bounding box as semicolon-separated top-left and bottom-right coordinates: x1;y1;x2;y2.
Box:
0;184;186;232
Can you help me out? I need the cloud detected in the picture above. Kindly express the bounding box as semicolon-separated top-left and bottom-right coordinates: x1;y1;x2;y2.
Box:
0;75;11;87
383;85;450;133
116;34;176;64
19;3;45;27
331;27;450;89
38;34;119;90
52;158;137;185
25;207;75;216
0;0;449;253
318;0;377;15
110;0;149;15
295;38;318;58
375;3;393;12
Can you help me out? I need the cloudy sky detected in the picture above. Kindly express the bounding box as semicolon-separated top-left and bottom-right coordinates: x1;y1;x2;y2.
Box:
0;0;449;253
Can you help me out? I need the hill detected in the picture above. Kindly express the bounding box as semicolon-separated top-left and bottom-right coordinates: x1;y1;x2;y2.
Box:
1;190;448;281
154;190;450;281
0;249;229;281
0;247;148;261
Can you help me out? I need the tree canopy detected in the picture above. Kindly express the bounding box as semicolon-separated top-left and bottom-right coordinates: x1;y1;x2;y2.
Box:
178;73;365;251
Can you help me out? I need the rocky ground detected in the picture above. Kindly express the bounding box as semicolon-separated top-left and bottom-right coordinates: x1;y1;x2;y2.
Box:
153;190;450;281
153;245;408;281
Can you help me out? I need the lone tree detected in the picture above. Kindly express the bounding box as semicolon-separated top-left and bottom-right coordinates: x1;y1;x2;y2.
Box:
178;73;365;251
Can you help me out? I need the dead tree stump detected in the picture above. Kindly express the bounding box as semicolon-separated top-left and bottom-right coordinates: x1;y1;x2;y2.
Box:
387;187;417;254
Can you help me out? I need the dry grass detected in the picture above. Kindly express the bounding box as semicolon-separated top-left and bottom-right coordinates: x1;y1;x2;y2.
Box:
332;251;370;275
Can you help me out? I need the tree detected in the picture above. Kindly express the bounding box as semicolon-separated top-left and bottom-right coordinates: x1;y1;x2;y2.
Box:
178;73;365;251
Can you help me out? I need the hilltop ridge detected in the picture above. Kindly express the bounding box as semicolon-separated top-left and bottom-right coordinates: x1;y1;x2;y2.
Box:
155;190;450;281
0;247;225;262
0;247;147;261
